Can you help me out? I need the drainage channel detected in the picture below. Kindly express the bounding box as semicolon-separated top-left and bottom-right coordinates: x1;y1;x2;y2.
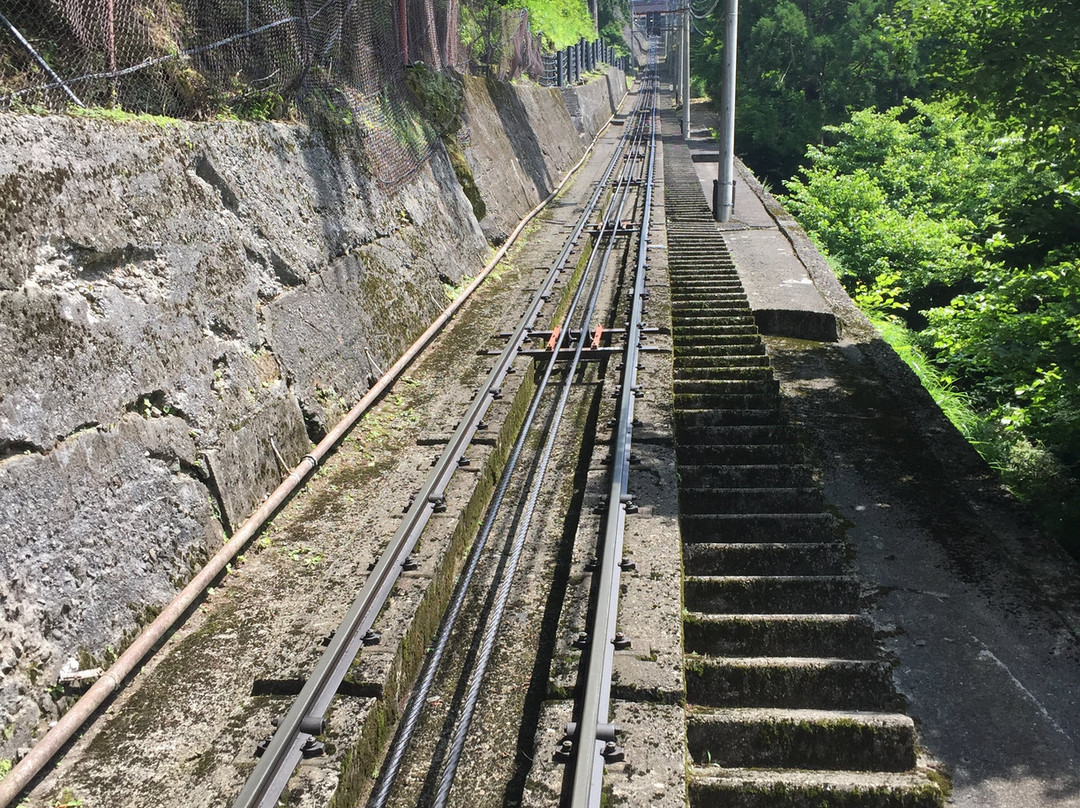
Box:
661;114;946;807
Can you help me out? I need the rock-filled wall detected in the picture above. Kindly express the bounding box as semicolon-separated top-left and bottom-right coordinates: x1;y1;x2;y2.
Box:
0;69;625;755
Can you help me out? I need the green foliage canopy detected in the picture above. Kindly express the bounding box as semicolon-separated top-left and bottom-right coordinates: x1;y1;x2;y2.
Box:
693;0;919;181
520;0;597;49
784;99;1080;491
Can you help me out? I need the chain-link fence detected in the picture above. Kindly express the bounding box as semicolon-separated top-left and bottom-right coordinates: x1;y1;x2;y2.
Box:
0;0;575;188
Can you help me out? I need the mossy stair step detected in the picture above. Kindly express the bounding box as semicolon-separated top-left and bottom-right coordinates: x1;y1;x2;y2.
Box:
671;287;747;298
675;366;775;383
668;267;739;276
674;340;767;354
669;272;741;282
684;575;861;613
683;541;845;575
677;423;797;444
669;273;742;282
679;512;841;543
676;443;800;466
673;338;764;353
674;352;770;368
687;767;945;808
669;295;749;305
670;293;746;304
676;362;773;378
678;486;824;514
673;319;758;331
683;613;877;658
672;298;750;309
673;316;759;330
686;707;917;771
685;657;902;711
674;409;783;428
677;463;814;487
674;378;780;396
672;300;753;313
667;232;722;241
674;392;779;410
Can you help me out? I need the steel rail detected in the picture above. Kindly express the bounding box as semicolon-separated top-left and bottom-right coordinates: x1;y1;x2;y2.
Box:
568;51;658;808
230;82;644;808
234;197;577;808
430;69;657;808
367;72;650;808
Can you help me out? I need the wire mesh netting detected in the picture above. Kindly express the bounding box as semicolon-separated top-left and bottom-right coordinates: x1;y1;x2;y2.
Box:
0;0;554;187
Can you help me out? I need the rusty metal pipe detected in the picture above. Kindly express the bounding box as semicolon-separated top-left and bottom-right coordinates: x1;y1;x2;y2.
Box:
0;81;627;807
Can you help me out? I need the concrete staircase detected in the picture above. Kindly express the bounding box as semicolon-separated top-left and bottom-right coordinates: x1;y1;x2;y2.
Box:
663;133;944;808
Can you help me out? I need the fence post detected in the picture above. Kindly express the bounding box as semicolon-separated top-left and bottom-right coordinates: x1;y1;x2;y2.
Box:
557;49;564;86
0;12;84;107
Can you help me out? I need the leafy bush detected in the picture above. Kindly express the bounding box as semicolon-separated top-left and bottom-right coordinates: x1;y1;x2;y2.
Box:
784;99;1080;551
520;0;596;50
784;100;1015;316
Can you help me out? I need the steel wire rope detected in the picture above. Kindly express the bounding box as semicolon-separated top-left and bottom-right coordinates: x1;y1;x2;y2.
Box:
689;0;721;19
429;72;656;808
367;77;651;808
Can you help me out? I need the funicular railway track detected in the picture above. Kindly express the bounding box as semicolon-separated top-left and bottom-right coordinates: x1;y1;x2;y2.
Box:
230;50;663;808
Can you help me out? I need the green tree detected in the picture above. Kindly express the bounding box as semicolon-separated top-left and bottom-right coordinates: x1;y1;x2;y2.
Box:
694;0;919;182
884;0;1080;261
784;99;1018;317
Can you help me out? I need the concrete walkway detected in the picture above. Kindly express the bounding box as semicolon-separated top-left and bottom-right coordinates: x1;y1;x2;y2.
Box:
683;127;838;342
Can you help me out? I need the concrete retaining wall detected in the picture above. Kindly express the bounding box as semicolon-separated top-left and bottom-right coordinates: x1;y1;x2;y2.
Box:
0;68;625;755
462;67;625;240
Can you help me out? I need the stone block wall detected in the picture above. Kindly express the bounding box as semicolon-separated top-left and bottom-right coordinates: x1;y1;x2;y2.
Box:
0;66;625;755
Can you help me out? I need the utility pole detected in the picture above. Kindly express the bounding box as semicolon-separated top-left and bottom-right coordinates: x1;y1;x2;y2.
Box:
715;0;737;221
682;3;690;138
665;13;673;93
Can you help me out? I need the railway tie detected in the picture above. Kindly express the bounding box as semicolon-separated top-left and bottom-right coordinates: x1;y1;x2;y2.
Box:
662;120;946;807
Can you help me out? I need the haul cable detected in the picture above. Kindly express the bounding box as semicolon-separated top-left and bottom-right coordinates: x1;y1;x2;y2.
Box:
368;67;656;808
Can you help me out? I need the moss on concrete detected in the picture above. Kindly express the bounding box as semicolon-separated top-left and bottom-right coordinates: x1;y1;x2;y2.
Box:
328;346;538;808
